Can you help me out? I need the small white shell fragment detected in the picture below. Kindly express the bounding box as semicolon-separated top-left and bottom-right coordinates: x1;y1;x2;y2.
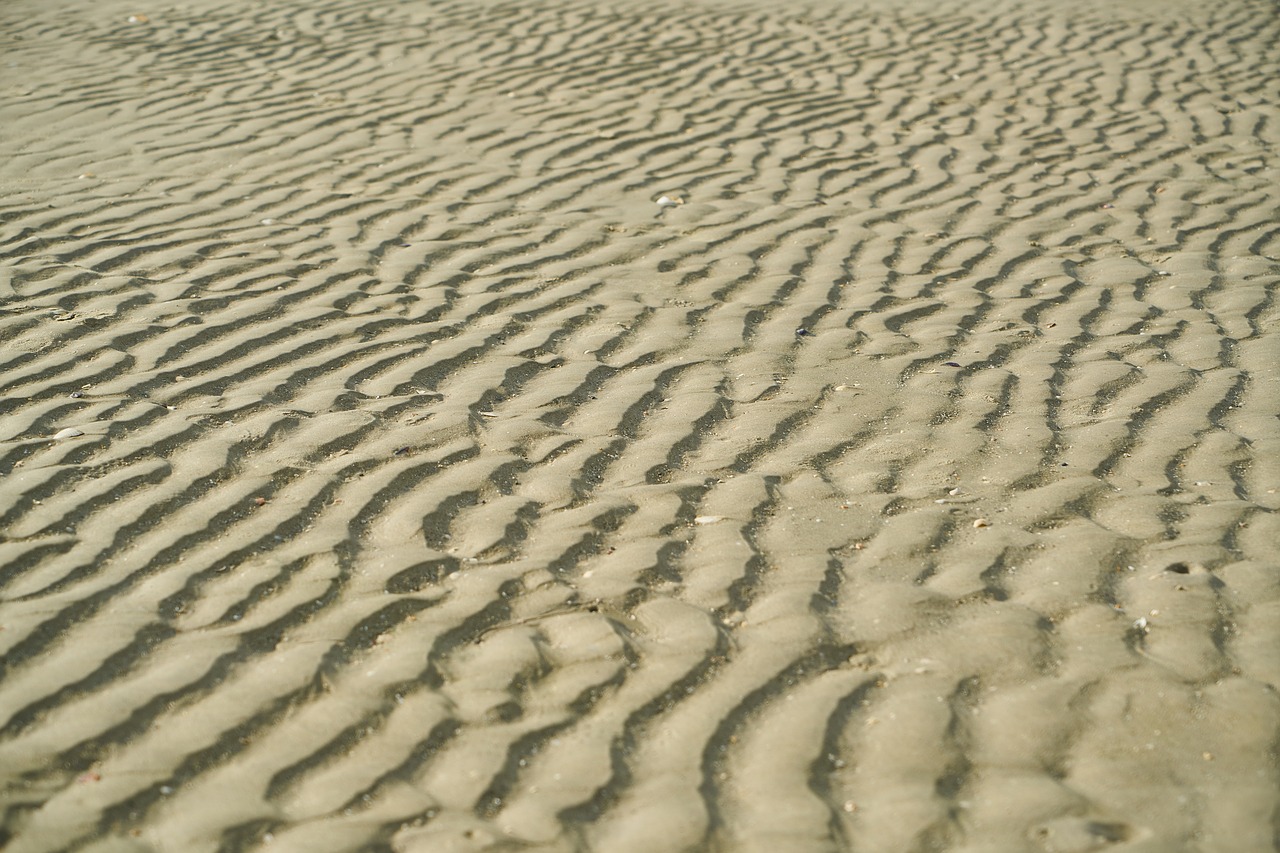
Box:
694;515;725;525
53;428;85;440
972;517;990;528
656;195;683;207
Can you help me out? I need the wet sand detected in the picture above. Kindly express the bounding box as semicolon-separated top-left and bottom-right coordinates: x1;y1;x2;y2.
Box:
1;0;1278;850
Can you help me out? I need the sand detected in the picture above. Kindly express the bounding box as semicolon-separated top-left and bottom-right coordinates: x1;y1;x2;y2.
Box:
1;0;1278;850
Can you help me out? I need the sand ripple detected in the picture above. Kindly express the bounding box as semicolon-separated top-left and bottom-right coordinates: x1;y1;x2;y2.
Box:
1;0;1278;850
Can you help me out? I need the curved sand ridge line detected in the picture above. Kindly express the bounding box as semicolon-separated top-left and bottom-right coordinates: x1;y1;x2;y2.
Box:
1;0;1278;850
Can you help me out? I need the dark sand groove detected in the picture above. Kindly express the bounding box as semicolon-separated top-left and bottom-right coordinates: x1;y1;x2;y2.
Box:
2;0;1280;850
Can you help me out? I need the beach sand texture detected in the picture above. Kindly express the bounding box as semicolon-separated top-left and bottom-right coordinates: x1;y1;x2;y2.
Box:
1;0;1279;850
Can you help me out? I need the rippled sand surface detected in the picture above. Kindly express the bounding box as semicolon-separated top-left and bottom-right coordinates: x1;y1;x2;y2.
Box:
1;0;1278;850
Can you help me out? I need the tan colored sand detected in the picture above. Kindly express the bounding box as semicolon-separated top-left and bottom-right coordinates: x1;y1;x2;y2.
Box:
1;0;1277;850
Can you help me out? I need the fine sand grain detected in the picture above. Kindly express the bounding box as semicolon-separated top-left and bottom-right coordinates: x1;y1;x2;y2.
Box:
1;0;1278;850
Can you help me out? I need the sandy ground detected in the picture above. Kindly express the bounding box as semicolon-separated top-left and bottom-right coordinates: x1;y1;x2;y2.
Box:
1;0;1278;850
